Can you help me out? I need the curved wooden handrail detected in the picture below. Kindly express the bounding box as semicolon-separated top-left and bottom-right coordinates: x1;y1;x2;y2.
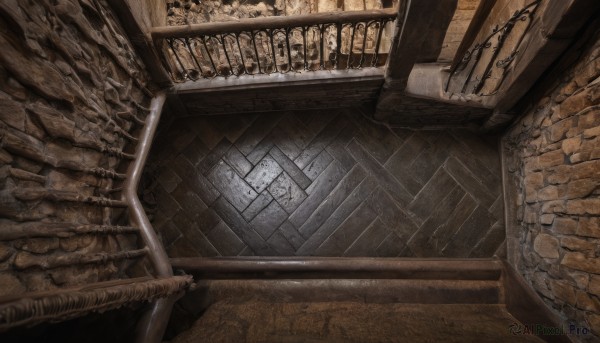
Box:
151;9;397;38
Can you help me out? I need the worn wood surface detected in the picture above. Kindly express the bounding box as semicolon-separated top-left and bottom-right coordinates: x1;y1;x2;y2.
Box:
385;0;457;89
493;0;600;111
0;276;191;332
152;8;397;38
173;70;385;116
142;109;505;258
445;0;600;112
449;0;496;71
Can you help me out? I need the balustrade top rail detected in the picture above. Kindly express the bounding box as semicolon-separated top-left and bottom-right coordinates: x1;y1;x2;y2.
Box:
151;9;398;82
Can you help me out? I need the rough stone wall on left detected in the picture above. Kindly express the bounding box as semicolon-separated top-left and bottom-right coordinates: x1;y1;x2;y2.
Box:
0;0;154;297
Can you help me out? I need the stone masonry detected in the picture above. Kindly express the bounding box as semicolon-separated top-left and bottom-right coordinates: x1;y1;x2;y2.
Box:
0;0;153;296
503;30;600;341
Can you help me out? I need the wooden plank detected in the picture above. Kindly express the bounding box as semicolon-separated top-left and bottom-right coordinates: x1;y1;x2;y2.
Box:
297;165;367;239
385;0;458;89
450;0;497;72
151;9;397;38
417;0;460;62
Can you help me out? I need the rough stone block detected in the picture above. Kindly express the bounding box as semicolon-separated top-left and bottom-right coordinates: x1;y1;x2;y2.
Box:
550;279;577;305
552;217;577;235
538;150;565;169
559;267;590;290
565;179;598;199
570;152;589;164
581;137;600;154
0;243;13;262
566;199;600;215
531;272;554;299
524;157;541;172
537;185;560;201
590;275;600;297
548;118;574;142
575;290;600;312
577;217;600;238
525;184;538;203
571;160;600;180
585;312;600;335
560;236;596;254
534;233;560;259
542;200;566;214
584;126;600;139
0;273;26;297
559;87;593;118
562;252;600;274
562;136;582;155
545;165;571;184
577;106;600;131
525;172;544;188
540;214;555;225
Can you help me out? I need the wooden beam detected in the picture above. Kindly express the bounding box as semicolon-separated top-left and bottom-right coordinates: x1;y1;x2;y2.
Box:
417;0;460;62
450;0;497;72
385;0;458;90
151;9;397;39
106;0;173;89
493;0;600;111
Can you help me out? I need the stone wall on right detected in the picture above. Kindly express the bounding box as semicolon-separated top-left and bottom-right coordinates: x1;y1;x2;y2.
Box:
503;29;600;341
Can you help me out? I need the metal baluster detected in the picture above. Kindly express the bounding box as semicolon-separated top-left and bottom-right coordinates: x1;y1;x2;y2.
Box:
268;29;279;73
235;33;249;75
319;24;325;70
184;38;204;78
285;27;293;72
335;23;342;69
219;34;234;77
347;23;357;69
358;22;368;68
251;30;262;74
372;20;384;67
168;39;189;81
201;36;218;77
303;27;309;70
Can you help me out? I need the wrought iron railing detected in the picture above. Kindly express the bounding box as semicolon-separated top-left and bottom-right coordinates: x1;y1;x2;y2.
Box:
445;0;541;96
151;9;397;82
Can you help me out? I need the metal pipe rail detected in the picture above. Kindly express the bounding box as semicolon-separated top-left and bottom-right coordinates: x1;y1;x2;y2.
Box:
122;93;182;343
151;9;397;82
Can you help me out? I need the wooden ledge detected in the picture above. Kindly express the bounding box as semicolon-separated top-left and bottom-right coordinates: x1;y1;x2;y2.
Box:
171;257;503;280
171;68;385;94
0;276;192;332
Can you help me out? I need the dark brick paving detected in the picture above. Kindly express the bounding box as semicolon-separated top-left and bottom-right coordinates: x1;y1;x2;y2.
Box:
142;109;505;257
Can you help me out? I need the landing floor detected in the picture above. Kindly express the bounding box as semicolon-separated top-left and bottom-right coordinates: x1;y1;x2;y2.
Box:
144;109;503;257
170;302;542;343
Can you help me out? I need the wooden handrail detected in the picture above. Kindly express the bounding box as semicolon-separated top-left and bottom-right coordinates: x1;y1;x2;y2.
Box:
151;8;397;39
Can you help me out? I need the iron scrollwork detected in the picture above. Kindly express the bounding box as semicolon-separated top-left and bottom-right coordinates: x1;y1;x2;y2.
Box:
162;15;396;82
446;0;542;96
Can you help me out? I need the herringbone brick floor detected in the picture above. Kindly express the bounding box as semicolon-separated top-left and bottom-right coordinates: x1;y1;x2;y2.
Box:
142;109;505;257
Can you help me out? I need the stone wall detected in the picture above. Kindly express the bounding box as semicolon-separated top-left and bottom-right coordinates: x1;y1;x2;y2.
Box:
503;30;600;341
0;0;153;296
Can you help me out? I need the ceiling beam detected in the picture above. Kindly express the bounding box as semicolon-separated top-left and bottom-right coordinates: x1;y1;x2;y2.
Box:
385;0;458;91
